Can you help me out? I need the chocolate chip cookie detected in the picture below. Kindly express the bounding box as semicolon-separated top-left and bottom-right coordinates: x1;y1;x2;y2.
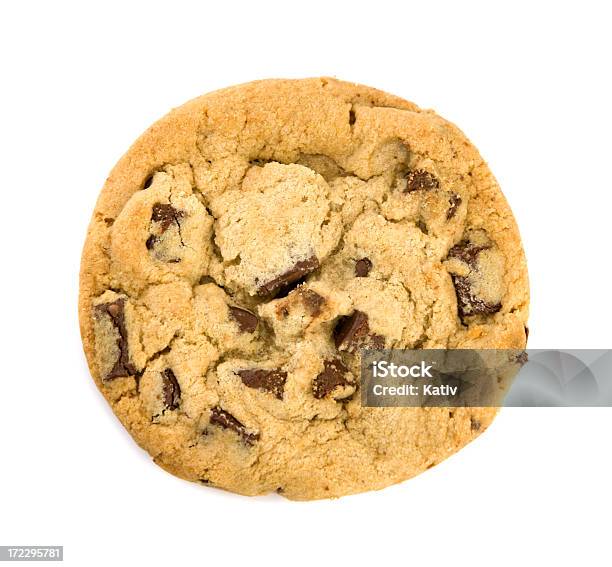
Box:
79;78;529;500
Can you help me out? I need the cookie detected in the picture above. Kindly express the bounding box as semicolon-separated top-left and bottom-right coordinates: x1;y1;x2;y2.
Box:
79;78;529;500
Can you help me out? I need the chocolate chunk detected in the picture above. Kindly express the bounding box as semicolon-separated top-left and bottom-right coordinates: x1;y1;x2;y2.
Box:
451;275;502;318
416;219;429;235
334;311;368;350
161;368;181;410
147;204;184;262
313;359;352;399
237;368;287;399
95;298;136;380
349;109;356;125
354;257;372;277
229;306;259;333
257;256;319;297
333;310;385;352
209;407;259;445
470;417;481;431
524;326;530;342
151;203;183;232
145;235;158;250
447;239;502;318
143;174;154;189
514;350;529;366
448;240;489;268
299;288;325;317
447;193;462;220
249;158;273;166
368;333;386;350
404;169;440;193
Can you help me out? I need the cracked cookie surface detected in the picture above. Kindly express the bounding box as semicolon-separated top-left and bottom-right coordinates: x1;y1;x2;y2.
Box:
79;78;529;500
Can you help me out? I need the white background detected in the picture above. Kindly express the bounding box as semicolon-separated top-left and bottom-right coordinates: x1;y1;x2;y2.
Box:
1;1;611;566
